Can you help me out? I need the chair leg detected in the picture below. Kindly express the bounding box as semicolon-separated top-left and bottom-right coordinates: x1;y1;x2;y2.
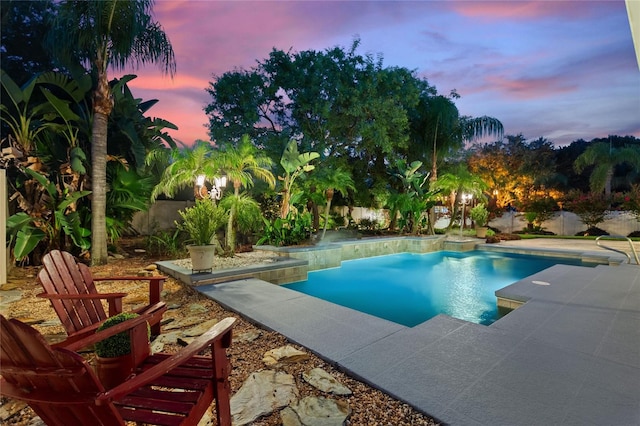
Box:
212;338;232;426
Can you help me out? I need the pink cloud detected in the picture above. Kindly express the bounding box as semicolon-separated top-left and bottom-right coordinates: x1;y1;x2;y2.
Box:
449;1;621;21
484;74;577;99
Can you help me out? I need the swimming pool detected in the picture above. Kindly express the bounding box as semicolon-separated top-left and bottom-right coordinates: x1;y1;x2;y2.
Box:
284;250;592;326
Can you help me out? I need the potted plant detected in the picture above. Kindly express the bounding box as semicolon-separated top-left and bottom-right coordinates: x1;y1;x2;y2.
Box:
470;203;490;238
176;199;226;272
95;313;150;389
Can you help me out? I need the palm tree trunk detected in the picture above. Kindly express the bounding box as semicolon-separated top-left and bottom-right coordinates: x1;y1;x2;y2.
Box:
226;205;235;254
90;67;113;266
320;189;334;241
91;111;109;265
605;168;613;198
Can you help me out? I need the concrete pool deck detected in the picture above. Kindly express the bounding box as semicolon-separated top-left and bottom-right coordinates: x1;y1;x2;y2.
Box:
192;239;640;425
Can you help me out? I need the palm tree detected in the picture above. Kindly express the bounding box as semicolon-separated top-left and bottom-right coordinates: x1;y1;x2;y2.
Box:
433;165;488;232
150;140;221;201
574;141;640;197
217;135;275;253
313;166;355;241
47;0;176;265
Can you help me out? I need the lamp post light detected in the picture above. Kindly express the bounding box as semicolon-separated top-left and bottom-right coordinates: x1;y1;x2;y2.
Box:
459;193;473;237
195;174;227;201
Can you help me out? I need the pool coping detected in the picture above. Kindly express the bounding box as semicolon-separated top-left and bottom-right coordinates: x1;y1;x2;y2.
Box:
158;239;640;425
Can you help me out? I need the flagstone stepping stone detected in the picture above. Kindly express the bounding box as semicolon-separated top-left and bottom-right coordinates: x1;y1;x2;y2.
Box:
39;319;62;327
302;368;352;395
163;316;205;330
230;370;299;426
177;336;196;346
150;340;164;354
188;303;208;314
280;406;303;426
263;345;309;368
183;318;218;336
153;330;182;345
234;329;261;344
287;396;351;426
0;283;19;291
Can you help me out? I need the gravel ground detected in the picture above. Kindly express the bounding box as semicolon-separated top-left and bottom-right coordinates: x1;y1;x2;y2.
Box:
1;250;440;426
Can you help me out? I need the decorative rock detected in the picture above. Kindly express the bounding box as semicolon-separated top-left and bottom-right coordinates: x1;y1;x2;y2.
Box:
144;264;157;271
16;318;44;326
188;303;208;314
280;406;303;426
150;340;164;354
39;319;62;327
163;316;204;330
289;396;351;426
153;331;182;345
0;290;23;305
137;270;153;277
134;248;146;253
230;370;299;426
263;345;309;368
234;329;261;344
0;283;19;291
183;318;218;337
166;303;181;310
302;368;352;395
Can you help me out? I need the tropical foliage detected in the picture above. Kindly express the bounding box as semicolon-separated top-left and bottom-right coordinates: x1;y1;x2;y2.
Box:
46;0;176;265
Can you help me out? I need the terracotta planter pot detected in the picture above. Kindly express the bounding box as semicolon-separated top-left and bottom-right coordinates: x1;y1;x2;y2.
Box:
96;354;135;389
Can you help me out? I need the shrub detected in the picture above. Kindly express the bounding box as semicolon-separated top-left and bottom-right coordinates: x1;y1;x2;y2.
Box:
176;200;226;246
95;313;149;358
257;212;313;247
470;204;489;227
563;191;609;230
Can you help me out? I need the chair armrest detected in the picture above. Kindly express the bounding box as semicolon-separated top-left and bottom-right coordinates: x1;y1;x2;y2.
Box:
100;317;236;403
92;276;166;305
38;291;127;316
37;292;128;300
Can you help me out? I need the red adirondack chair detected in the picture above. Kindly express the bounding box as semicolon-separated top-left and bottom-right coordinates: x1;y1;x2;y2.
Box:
37;250;167;345
0;314;236;426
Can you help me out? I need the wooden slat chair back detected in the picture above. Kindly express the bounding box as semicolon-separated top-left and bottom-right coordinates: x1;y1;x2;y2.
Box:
37;250;167;344
0;314;237;426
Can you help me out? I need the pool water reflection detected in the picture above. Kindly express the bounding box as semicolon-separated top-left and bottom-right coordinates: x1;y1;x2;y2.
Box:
284;250;590;326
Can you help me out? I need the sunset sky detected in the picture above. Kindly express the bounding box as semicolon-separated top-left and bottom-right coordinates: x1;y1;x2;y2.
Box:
125;0;640;147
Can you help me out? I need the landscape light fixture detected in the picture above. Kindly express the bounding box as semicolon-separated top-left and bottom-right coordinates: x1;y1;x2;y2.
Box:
459;193;473;237
195;174;227;200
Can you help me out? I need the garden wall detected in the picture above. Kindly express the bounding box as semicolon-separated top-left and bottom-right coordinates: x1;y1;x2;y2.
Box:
489;211;640;236
132;201;640;237
131;200;194;235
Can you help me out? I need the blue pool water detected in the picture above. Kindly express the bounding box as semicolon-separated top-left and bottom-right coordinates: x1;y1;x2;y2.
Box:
284;250;591;326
